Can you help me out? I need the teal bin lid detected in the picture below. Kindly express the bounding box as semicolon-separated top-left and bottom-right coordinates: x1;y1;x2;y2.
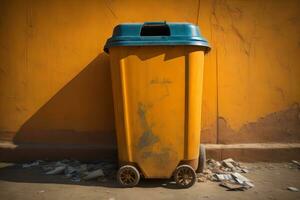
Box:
104;22;210;53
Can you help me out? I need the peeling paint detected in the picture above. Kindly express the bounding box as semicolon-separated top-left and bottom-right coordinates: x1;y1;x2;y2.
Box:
218;104;300;144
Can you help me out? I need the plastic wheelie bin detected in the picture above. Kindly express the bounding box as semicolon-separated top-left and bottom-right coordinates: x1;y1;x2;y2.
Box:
104;22;210;188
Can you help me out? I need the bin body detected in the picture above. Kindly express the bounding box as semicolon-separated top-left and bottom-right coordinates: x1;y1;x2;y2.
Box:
105;22;210;179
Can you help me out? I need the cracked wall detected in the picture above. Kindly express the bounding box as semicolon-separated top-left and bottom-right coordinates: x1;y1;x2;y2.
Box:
0;0;300;147
198;0;300;143
0;0;200;146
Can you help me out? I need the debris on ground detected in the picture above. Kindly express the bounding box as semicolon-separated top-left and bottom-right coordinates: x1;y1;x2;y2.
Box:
20;160;117;183
291;160;300;169
287;187;299;192
22;160;43;168
220;180;248;191
21;157;253;191
197;176;206;182
46;165;66;175
82;169;104;180
214;174;233;181
197;158;254;191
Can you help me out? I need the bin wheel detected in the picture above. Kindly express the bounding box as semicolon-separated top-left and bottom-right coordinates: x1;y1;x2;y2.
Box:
174;165;196;188
196;144;206;173
117;165;140;187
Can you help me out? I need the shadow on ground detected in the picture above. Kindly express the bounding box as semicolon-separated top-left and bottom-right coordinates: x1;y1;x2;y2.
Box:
0;163;184;189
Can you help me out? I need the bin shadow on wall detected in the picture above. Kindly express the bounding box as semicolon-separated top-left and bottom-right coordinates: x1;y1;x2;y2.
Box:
0;163;184;188
10;53;117;161
1;49;202;188
8;48;206;162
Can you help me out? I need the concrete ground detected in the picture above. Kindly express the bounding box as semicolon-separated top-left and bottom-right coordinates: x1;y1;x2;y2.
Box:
0;162;299;200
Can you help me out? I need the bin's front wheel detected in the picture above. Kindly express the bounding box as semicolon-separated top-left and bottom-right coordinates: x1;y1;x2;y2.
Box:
174;165;196;188
117;165;140;187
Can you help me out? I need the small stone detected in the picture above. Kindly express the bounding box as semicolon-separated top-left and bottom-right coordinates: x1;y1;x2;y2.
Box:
22;161;40;168
197;177;206;182
291;160;300;169
203;169;212;175
287;187;299;192
291;160;300;165
83;169;104;180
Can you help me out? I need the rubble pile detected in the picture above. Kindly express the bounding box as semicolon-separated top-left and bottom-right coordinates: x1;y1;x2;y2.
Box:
197;158;254;191
291;160;300;169
22;160;117;182
21;158;258;190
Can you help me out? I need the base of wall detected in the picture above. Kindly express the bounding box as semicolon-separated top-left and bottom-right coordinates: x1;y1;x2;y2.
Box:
0;142;299;162
0;142;118;162
205;143;300;162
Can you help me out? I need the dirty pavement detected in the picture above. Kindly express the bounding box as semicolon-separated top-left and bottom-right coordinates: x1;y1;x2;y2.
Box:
21;159;116;183
14;158;255;190
0;160;299;200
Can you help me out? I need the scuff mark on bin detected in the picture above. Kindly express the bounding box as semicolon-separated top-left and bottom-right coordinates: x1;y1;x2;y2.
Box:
138;130;159;149
150;77;172;85
150;77;172;102
137;103;159;149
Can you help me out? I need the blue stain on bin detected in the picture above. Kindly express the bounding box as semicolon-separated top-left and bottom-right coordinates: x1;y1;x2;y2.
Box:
104;22;210;53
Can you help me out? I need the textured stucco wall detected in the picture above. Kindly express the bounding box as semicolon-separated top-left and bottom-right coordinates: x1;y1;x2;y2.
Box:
0;0;299;149
199;0;300;143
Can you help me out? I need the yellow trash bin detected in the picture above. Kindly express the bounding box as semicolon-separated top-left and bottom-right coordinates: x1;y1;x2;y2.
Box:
104;22;210;188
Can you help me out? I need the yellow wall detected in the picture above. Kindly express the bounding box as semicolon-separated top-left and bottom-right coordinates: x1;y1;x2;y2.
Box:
0;0;299;146
199;0;300;143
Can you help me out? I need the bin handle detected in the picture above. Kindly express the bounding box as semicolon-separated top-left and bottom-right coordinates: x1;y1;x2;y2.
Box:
140;21;170;36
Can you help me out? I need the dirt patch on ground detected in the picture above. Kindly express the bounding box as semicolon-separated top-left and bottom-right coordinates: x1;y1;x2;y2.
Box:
0;162;299;200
